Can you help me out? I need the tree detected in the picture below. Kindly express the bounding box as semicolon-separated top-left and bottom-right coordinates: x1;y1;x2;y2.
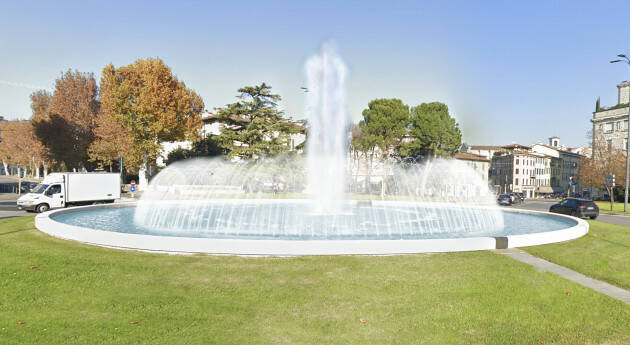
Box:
214;83;301;159
98;58;204;188
402;102;461;158
353;99;410;158
31;71;99;169
165;135;223;165
88;112;135;171
0;121;48;177
351;99;410;194
578;129;626;199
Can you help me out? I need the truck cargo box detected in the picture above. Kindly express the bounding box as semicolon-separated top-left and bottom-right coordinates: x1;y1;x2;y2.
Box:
65;173;120;202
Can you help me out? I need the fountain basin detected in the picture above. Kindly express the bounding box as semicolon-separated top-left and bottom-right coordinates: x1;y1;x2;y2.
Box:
34;201;588;255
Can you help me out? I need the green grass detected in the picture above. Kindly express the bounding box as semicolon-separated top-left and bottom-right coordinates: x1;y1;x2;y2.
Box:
524;220;630;290
1;217;629;344
595;201;629;214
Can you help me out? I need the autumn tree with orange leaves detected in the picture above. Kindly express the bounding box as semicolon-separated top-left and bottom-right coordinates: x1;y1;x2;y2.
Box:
94;58;204;187
32;70;99;170
0;120;48;177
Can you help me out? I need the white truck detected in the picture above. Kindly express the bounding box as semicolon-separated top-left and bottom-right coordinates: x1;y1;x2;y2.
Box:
17;172;121;213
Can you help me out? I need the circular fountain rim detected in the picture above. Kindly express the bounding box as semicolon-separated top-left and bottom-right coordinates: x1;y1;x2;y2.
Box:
34;202;589;256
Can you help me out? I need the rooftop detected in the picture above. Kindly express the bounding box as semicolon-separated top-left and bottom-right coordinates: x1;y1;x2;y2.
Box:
454;152;490;162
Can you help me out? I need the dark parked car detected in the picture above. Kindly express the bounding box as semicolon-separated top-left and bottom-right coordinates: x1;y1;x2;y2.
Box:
497;194;512;206
508;192;522;205
549;198;599;219
20;181;39;193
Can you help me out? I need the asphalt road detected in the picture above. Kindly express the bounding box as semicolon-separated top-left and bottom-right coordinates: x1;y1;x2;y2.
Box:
0;200;30;219
509;199;630;227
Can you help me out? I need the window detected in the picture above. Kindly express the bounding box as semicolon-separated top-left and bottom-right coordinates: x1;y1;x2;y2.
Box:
617;121;622;130
515;178;519;185
45;184;61;196
516;169;519;174
608;139;613;151
605;122;614;132
516;159;519;165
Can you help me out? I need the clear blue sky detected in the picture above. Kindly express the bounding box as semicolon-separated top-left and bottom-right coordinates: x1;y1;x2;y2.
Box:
1;0;630;147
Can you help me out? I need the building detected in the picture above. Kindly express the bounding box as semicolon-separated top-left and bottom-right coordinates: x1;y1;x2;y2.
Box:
454;152;490;186
591;81;630;152
467;144;530;161
531;137;582;194
490;151;552;198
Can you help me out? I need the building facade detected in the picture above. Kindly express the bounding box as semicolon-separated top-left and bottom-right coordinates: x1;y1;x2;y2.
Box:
592;81;630;152
531;140;582;194
454;152;490;186
490;151;552;198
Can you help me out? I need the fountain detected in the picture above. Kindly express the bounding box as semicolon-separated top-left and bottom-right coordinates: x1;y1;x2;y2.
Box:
305;42;348;213
33;44;589;255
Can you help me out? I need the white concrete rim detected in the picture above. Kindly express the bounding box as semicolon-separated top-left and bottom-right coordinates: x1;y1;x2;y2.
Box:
34;202;589;256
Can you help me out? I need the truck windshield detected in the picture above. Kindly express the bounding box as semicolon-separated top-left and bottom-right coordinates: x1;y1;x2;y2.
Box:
31;184;49;194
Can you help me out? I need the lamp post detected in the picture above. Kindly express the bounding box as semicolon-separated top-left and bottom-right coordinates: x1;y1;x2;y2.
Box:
610;54;630;212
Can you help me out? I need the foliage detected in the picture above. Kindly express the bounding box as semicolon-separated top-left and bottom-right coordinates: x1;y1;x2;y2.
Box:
578;130;626;190
0;120;48;174
96;58;204;169
31;70;99;169
595;97;601;112
87;112;135;171
401;102;462;158
165;135;224;165
214;83;302;159
598;102;629;112
352;98;409;159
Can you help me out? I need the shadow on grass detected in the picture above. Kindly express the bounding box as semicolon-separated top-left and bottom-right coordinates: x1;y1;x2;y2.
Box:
0;227;31;236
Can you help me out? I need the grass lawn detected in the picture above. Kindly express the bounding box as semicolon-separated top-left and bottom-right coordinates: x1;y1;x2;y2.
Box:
524;220;630;290
1;217;629;344
594;201;629;214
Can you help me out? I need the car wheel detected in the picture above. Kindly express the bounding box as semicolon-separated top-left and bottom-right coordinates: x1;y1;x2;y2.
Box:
590;215;597;220
36;203;49;213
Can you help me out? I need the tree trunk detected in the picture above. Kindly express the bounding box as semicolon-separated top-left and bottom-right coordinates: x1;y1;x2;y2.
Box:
43;163;48;178
2;160;7;176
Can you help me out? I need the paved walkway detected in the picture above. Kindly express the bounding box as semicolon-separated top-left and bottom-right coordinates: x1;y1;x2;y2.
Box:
495;248;630;305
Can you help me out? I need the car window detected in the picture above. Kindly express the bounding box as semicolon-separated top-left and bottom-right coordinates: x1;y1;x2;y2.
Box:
46;184;61;196
31;184;49;194
560;200;568;206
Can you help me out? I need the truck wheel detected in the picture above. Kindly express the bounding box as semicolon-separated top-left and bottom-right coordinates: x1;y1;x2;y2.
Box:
36;204;50;213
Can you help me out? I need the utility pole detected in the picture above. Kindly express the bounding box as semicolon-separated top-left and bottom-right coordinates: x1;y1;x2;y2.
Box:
610;54;630;212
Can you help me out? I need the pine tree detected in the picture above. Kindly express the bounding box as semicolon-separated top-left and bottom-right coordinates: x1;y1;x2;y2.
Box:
215;83;301;159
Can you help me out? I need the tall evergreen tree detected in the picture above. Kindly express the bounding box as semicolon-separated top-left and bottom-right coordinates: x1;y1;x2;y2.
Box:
215;83;301;159
402;102;461;158
352;98;410;159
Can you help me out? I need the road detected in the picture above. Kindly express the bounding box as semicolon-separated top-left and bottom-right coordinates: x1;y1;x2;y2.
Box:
0;200;30;219
509;199;630;227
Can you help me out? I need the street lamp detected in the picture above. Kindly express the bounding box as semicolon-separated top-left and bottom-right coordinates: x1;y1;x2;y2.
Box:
610;53;630;212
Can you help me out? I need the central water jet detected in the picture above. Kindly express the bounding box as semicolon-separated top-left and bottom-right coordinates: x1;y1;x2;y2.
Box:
305;43;348;213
